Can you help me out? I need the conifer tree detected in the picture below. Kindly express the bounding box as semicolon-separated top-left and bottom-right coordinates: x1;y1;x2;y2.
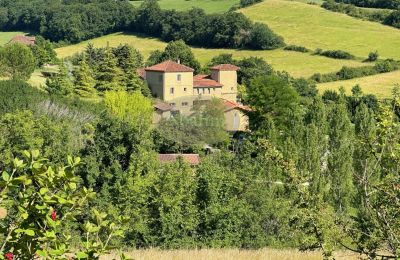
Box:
73;59;97;98
95;48;123;92
45;62;73;96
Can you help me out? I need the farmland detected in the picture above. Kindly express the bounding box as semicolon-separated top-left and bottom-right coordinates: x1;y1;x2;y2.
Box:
130;0;239;13
317;70;400;99
55;32;365;78
240;0;400;60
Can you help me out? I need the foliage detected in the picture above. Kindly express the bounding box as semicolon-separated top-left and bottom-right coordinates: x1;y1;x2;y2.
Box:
73;59;97;98
284;45;311;53
334;0;400;9
0;151;127;259
30;36;58;67
46;63;74;96
384;10;400;29
366;50;379;62
147;40;201;72
315;49;355;60
0;43;35;80
240;0;263;8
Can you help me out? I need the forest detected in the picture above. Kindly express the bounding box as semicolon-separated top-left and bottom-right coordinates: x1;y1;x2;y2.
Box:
0;0;399;259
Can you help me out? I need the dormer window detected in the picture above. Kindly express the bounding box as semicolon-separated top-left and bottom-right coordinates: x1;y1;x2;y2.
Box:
177;74;181;81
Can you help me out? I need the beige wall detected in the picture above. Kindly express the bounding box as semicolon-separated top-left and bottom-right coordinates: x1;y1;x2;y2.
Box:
224;109;249;132
163;72;193;102
211;70;238;102
193;87;222;98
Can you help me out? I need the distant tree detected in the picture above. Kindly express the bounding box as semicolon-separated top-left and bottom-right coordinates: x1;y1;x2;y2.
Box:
248;23;285;50
147;40;201;72
292;78;318;98
366;50;379;62
45;63;73;96
30;36;57;67
246;75;299;128
0;43;35;80
73;58;97;98
95;48;123;92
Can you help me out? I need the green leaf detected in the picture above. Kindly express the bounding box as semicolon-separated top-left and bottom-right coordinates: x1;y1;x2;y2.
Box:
21;213;29;219
39;188;48;195
68;182;77;190
76;252;88;259
31;150;40;159
24;229;35;236
2;171;10;182
36;250;47;257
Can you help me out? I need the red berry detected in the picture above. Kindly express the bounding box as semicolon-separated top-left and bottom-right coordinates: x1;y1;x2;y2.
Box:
4;252;13;260
51;210;57;221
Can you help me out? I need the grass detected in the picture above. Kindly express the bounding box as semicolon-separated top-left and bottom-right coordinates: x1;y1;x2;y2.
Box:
317;70;400;98
55;32;366;78
240;0;400;60
0;31;29;46
102;248;360;260
130;0;239;13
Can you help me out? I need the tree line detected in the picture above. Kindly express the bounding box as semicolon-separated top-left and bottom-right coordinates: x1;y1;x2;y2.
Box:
0;0;284;50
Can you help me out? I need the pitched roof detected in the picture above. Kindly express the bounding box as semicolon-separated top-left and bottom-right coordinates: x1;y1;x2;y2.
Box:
154;100;173;112
158;154;200;165
210;64;240;71
9;35;36;46
145;60;194;73
223;99;251;112
193;74;223;88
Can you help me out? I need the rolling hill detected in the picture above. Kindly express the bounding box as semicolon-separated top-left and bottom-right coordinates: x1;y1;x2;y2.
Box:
55;32;366;78
129;0;239;13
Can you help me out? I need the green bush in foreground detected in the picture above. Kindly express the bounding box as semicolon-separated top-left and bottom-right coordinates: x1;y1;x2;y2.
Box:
0;151;128;259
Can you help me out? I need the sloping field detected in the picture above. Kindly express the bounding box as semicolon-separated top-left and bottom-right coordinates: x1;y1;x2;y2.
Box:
241;0;400;60
130;0;239;13
317;70;400;98
55;33;365;78
0;31;28;46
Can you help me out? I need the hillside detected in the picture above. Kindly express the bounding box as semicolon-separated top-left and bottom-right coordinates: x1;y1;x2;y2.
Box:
130;0;239;13
240;0;400;59
55;32;365;78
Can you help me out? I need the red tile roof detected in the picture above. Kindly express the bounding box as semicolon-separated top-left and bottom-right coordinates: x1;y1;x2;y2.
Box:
9;35;36;46
193;74;223;88
223;99;251;112
211;64;240;71
154;100;173;112
145;60;194;73
158;154;200;165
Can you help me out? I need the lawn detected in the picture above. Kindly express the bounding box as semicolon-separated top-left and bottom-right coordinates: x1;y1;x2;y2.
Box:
55;32;366;78
0;31;29;46
240;0;400;60
317;70;400;99
130;0;239;13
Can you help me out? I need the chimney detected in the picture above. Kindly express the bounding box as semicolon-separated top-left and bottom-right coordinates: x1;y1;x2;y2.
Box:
177;59;181;64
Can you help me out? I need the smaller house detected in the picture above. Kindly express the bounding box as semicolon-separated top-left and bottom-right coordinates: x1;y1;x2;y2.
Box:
158;154;200;166
153;100;173;124
8;35;36;46
223;100;251;132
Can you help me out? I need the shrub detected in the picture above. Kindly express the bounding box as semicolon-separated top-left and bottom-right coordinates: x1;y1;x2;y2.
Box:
384;10;400;29
284;45;311;53
240;0;263;7
366;51;379;62
248;23;285;50
374;59;399;73
316;49;355;60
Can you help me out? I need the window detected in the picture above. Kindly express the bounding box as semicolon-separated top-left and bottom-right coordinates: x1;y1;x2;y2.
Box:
158;75;163;82
184;88;187;92
177;74;181;81
182;102;188;106
197;89;200;94
170;87;174;94
170;103;176;106
208;88;211;94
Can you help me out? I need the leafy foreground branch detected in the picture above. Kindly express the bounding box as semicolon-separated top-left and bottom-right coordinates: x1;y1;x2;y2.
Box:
0;151;130;260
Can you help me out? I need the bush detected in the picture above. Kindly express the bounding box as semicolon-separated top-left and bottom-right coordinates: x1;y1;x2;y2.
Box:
366;51;379;62
384;11;400;29
284;45;311;53
248;23;285;50
316;49;355;60
240;0;263;7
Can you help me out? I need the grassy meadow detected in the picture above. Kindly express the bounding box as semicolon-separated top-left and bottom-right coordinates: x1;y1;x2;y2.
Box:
55;32;365;78
317;70;400;99
129;0;239;13
0;31;28;45
103;249;360;260
240;0;400;60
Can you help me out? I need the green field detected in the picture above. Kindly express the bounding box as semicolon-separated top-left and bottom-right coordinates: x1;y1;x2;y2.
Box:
55;32;365;78
317;70;400;98
241;0;400;60
130;0;239;13
0;31;29;46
